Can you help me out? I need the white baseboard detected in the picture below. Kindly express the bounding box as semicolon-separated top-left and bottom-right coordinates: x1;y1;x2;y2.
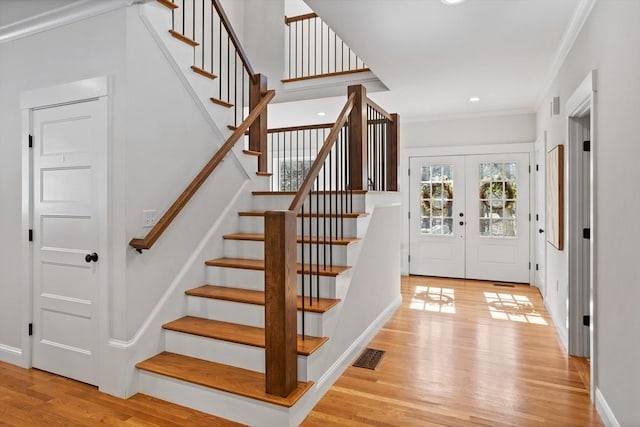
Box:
543;297;568;350
0;343;23;366
595;387;621;427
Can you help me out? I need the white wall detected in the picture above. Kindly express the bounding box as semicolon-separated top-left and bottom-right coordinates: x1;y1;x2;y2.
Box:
536;1;640;425
403;113;536;148
0;7;127;355
400;113;537;274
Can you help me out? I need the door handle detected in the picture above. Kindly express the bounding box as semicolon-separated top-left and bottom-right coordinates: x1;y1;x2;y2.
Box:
538;229;544;234
85;252;99;263
459;221;465;226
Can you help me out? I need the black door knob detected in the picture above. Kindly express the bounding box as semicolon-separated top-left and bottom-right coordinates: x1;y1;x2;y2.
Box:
85;252;99;263
538;229;544;234
459;221;465;226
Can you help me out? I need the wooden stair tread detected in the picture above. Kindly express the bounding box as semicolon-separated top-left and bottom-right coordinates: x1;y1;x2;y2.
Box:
256;171;273;177
210;97;233;108
223;232;359;246
157;0;179;9
168;30;199;47
163;316;328;356
191;65;217;80
253;190;368;196
238;210;368;219
242;149;261;156
204;257;351;277
136;352;312;407
186;285;341;313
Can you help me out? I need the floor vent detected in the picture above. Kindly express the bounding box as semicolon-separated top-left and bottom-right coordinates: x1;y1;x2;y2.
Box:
493;283;515;288
353;348;386;370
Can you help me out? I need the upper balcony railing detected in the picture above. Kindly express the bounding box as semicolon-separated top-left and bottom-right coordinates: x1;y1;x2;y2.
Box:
284;13;369;82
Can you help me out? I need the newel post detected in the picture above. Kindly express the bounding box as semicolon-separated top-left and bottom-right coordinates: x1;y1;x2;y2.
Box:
264;210;298;397
387;113;400;191
347;84;368;191
250;74;268;173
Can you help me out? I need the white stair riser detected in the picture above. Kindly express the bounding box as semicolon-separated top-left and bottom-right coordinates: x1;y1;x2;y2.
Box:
164;331;315;381
138;371;295;427
186;297;331;336
223;239;354;265
205;267;352;299
251;194;366;213
238;216;366;237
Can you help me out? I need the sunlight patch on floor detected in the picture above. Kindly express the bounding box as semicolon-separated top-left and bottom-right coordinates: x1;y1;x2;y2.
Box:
484;291;547;325
410;286;456;313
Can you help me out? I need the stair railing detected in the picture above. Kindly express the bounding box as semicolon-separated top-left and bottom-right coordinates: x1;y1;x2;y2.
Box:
284;12;369;82
265;123;334;191
129;90;275;252
166;0;268;169
263;92;355;397
263;84;399;398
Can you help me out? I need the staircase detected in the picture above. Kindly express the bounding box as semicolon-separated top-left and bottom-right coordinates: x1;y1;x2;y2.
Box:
127;1;401;426
135;189;371;425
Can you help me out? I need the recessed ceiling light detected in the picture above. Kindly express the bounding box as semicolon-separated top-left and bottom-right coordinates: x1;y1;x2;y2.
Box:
317;112;326;116
469;97;480;103
441;0;466;5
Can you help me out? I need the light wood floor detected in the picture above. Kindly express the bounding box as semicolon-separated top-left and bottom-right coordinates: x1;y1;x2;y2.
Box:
304;276;601;426
0;276;601;426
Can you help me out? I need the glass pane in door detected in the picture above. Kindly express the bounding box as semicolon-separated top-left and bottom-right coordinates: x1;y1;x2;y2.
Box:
420;164;454;235
478;161;518;237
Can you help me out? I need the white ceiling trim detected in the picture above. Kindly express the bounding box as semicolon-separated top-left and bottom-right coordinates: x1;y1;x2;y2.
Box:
535;0;598;110
0;0;146;44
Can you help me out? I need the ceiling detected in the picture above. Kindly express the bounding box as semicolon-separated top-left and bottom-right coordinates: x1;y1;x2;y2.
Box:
300;0;585;121
1;0;589;124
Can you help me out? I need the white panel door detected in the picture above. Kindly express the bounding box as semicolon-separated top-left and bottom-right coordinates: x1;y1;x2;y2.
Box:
465;153;530;283
32;98;107;385
409;156;466;278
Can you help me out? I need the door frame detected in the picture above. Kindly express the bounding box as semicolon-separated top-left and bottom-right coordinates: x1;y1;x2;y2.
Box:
402;142;535;283
566;71;597;399
19;76;110;378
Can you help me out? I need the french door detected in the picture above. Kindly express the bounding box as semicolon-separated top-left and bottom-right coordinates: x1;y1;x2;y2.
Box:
410;153;530;283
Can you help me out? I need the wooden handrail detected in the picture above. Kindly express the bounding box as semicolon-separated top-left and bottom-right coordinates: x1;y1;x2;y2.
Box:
284;12;318;25
267;123;334;133
366;97;394;122
129;90;276;252
288;93;356;213
212;0;255;79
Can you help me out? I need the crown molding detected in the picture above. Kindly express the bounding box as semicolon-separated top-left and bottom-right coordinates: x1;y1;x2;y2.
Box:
0;0;148;44
534;0;597;110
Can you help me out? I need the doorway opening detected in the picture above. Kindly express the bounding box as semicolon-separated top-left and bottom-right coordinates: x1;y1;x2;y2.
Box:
566;71;596;400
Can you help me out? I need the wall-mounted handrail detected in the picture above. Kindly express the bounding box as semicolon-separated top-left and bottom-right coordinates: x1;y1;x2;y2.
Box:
289;94;355;212
211;0;255;79
129;90;275;252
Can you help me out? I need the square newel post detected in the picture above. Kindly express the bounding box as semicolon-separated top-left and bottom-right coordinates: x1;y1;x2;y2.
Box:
264;210;298;397
250;74;268;173
347;84;368;191
386;113;400;191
